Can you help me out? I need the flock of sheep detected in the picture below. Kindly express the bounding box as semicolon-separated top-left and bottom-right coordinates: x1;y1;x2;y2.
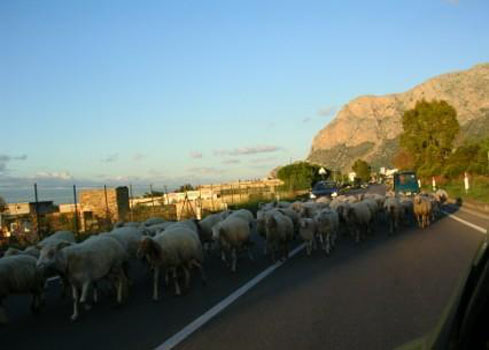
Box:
0;188;448;324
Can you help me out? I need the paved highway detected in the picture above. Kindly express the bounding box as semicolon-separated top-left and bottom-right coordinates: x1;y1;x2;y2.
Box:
1;187;487;350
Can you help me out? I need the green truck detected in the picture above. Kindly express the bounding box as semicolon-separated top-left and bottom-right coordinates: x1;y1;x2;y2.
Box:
393;171;420;195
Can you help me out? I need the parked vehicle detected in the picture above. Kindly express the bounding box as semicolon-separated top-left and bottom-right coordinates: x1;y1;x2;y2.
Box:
394;171;419;195
309;181;339;199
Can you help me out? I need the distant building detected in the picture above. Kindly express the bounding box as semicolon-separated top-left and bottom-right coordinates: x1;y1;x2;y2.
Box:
79;187;130;226
0;201;57;238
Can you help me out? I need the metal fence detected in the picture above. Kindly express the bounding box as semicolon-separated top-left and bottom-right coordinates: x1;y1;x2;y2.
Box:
0;180;297;249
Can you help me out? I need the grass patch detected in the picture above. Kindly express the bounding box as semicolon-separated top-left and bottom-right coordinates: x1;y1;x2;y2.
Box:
424;176;489;203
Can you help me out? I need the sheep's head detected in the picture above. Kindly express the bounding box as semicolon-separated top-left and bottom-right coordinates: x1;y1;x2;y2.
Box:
211;223;223;241
137;237;152;260
37;240;71;270
265;214;277;229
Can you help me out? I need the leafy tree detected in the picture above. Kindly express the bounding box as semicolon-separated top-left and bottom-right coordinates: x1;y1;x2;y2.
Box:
352;159;371;182
175;184;194;193
277;162;325;191
392;149;415;170
399;99;459;176
0;195;7;213
143;190;165;198
443;139;489;177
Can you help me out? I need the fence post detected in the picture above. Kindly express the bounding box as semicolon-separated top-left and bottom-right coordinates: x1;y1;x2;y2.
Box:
104;185;111;229
33;183;42;240
73;185;79;237
210;184;214;211
129;184;134;222
464;172;470;194
150;184;155;216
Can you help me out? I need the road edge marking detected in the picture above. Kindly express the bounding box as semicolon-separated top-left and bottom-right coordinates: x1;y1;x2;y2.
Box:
155;243;306;350
441;210;487;235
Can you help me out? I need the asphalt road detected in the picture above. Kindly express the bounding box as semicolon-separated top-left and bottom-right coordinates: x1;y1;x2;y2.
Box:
1;186;487;350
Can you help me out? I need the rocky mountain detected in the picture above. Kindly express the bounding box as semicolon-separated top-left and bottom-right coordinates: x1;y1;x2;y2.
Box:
307;63;489;171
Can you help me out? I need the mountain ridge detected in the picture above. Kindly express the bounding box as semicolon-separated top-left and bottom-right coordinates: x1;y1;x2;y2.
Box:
307;63;489;171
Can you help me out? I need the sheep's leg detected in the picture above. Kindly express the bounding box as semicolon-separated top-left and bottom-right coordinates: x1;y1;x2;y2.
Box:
93;285;98;304
318;233;324;249
80;281;92;311
31;292;41;313
164;268;170;286
325;234;331;255
116;273;124;304
192;260;207;285
153;267;160;301
71;286;79;321
173;268;181;296
306;241;311;256
183;266;190;289
221;250;227;263
231;248;237;273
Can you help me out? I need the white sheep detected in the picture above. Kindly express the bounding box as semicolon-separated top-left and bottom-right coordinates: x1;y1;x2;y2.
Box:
143;217;167;227
197;213;225;250
137;227;205;300
229;209;254;225
298;218;317;256
413;195;433;228
434;189;448;204
36;236;128;321
276;207;301;237
383;196;403;235
0;255;45;324
104;226;145;258
4;246;40;259
264;210;294;262
314;208;339;254
345;201;373;243
212;216;253;272
39;230;76;246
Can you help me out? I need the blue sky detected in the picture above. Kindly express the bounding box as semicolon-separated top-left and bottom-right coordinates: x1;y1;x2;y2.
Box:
1;0;488;189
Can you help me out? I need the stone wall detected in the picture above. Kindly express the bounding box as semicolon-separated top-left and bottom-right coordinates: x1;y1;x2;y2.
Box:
80;186;129;222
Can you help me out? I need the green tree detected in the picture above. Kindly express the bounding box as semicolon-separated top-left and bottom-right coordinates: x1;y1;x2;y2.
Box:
443;138;489;177
175;184;194;193
277;162;325;191
143;190;164;198
0;195;6;212
399;99;460;176
352;159;371;182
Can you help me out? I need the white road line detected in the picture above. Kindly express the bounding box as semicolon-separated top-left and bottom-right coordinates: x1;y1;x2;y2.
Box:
441;210;487;234
155;243;306;350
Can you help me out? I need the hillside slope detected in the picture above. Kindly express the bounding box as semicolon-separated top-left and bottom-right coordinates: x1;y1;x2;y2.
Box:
308;63;489;170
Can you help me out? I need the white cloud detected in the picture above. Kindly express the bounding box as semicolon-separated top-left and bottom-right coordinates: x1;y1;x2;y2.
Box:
214;145;282;157
35;171;73;180
189;151;203;159
187;167;224;175
222;159;241;164
101;153;119;163
317;105;339;117
132;153;145;161
0;154;28;174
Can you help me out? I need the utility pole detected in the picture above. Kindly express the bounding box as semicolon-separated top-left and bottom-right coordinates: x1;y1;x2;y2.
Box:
73;185;79;237
33;183;41;240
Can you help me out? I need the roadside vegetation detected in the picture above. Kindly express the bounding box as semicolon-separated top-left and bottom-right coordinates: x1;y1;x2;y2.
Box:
393;99;489;203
